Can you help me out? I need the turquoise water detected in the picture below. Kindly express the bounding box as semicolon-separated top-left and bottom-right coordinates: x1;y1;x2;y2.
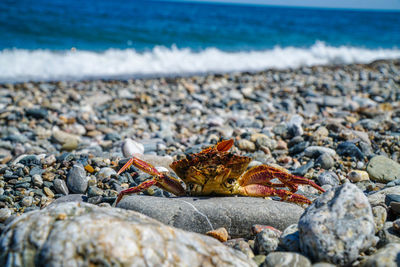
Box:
1;0;399;82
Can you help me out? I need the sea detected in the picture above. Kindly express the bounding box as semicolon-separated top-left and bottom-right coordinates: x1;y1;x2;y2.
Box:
1;0;400;83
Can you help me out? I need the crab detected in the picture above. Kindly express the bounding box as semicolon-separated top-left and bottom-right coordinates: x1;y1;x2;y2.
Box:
115;139;325;205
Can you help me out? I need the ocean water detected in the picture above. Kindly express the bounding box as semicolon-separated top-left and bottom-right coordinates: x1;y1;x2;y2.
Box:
1;0;399;82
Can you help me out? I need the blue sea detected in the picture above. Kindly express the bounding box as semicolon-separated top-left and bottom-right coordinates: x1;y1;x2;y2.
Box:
1;0;400;82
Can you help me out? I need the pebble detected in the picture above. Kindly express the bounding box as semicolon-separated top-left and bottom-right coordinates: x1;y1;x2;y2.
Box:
361;243;400;267
21;196;33;207
0;208;12;222
254;228;281;255
377;222;400;247
122;138;144;157
43;187;55;198
315;153;334;170
53;178;69;195
317;171;340;187
279;224;300;252
67;164;88;194
96;167;117;181
32;174;43;187
367;155;400;183
206;227;229;242
372;206;387;233
336;142;364;160
237;139;256;152
304;146;336;158
314;126;329;140
263;252;311;267
347;170;369;183
224;238;255;259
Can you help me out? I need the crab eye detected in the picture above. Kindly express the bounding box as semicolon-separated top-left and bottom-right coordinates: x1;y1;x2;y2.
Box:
188;183;194;190
227;179;235;184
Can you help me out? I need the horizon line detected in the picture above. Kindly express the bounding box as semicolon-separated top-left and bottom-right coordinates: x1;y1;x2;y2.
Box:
156;0;400;12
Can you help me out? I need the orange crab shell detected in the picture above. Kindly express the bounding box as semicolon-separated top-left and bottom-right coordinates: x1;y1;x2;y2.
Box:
169;143;252;195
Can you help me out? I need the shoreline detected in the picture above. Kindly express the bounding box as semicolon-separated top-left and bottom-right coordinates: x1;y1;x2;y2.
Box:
1;58;399;85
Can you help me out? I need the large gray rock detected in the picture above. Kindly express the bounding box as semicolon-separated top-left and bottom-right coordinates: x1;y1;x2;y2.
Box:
367;155;400;183
0;202;255;267
299;183;377;266
117;196;305;239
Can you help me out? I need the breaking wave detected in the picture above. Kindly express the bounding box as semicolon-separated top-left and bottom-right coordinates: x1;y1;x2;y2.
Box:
1;41;400;83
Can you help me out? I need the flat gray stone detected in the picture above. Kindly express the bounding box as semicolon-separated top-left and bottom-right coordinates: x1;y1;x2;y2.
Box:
299;183;377;266
0;202;255;267
117;196;305;239
367;156;400;183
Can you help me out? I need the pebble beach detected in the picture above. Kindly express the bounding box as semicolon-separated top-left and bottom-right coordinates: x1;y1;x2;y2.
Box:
1;59;400;266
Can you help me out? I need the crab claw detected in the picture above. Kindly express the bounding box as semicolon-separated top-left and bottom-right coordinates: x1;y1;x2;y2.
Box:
117;157;161;176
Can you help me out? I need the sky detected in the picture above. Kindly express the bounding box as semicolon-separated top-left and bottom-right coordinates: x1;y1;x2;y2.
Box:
177;0;400;11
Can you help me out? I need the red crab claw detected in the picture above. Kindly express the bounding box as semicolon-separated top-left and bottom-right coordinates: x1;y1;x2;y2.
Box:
200;139;234;153
238;184;312;205
115;157;185;206
239;165;325;193
117;157;160;176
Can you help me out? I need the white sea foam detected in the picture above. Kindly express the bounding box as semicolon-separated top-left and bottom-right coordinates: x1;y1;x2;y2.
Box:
1;41;399;82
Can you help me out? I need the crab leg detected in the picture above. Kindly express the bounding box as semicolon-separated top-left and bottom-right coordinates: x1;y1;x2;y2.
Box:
115;179;157;205
238;184;312;205
116;157;186;205
117;157;160;176
239;165;325;193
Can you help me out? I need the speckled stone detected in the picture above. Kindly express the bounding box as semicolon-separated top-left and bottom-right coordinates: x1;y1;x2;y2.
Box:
0;202;255;267
299;183;377;265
